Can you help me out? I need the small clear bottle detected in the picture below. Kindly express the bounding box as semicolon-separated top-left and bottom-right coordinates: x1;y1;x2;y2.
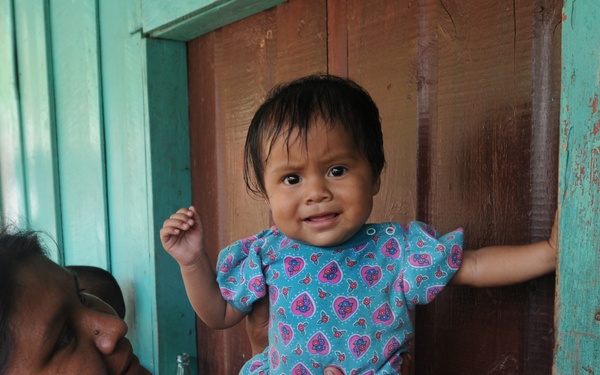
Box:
175;353;191;375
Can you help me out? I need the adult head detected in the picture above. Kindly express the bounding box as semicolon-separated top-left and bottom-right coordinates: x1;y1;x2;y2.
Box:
0;227;149;374
244;74;385;198
66;265;127;320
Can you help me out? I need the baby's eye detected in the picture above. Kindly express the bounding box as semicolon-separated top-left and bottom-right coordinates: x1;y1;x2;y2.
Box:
283;175;301;185
328;166;347;177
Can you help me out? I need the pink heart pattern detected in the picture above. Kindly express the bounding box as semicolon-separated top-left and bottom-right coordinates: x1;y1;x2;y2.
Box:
360;265;382;287
284;256;305;278
317;261;343;284
291;363;311;374
384;337;401;356
393;271;410;293
373;302;395;326
269;346;280;370
381;238;401;259
348;334;371;358
291;292;316;318
447;244;462;269
307;331;331;355
219;254;234;273
248;275;266;297
278;322;294;346
268;285;279;304
426;285;444;302
333;296;358;321
408;253;432;268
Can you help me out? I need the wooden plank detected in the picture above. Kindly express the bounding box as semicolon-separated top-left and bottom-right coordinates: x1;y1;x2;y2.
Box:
525;1;562;373
50;0;109;267
0;0;27;227
13;0;63;261
99;0;157;368
555;1;600;373
145;37;198;375
142;0;286;41
342;0;419;225
327;0;349;76
99;0;197;372
414;1;544;373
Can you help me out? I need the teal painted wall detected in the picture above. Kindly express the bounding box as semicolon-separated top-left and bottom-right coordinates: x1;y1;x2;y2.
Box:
555;1;600;373
0;0;285;372
0;0;196;373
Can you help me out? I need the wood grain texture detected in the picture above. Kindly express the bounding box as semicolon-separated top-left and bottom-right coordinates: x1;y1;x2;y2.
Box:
13;0;63;260
50;0;109;267
526;1;562;373
344;0;419;226
0;0;27;228
555;1;600;373
414;1;559;374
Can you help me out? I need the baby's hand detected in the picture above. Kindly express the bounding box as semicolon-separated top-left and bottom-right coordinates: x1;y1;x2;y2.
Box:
160;206;204;267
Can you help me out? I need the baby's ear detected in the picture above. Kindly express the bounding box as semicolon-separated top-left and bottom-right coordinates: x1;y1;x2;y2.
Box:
372;175;381;196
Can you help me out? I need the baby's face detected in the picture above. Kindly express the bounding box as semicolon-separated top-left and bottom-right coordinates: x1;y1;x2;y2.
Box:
262;119;380;247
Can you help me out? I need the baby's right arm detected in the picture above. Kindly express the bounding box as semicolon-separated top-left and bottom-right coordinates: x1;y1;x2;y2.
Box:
160;206;247;328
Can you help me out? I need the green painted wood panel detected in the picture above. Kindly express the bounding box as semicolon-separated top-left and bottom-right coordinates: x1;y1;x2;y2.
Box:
50;0;109;268
142;0;286;41
555;1;600;373
13;0;63;261
144;38;197;375
100;0;197;372
0;0;27;228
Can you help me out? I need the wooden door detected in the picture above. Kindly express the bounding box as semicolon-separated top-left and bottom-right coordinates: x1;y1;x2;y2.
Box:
186;0;561;373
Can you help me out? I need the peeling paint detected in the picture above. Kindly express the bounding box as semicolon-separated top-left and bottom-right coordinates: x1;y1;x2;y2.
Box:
592;120;600;136
589;94;598;117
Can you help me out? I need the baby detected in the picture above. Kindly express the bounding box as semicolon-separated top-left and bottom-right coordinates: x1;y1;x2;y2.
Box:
161;74;557;374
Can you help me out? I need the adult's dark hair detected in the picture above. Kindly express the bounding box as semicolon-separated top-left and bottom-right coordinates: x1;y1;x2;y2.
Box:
243;74;385;198
0;227;48;374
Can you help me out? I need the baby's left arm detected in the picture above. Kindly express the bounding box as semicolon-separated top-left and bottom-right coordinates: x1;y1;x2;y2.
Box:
451;214;558;287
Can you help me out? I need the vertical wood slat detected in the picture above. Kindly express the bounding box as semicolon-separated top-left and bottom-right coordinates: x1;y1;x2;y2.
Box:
187;1;328;372
145;38;197;375
415;1;543;373
525;1;562;373
555;1;600;373
344;0;418;224
13;0;63;261
99;0;158;370
100;1;198;372
50;0;109;267
0;0;27;227
327;0;348;76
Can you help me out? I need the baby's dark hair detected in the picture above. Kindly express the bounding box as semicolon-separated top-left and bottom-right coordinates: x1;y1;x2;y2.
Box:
243;74;385;197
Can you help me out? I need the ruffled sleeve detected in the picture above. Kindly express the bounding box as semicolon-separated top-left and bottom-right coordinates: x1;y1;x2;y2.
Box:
215;229;272;313
400;221;463;309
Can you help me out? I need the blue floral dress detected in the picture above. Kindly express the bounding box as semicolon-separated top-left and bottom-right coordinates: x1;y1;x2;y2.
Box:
216;222;463;375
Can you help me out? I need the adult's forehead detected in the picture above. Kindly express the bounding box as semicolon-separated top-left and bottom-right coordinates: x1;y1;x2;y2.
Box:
10;256;73;344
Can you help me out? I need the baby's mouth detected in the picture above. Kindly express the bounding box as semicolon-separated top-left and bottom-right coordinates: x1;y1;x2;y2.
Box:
305;213;338;222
